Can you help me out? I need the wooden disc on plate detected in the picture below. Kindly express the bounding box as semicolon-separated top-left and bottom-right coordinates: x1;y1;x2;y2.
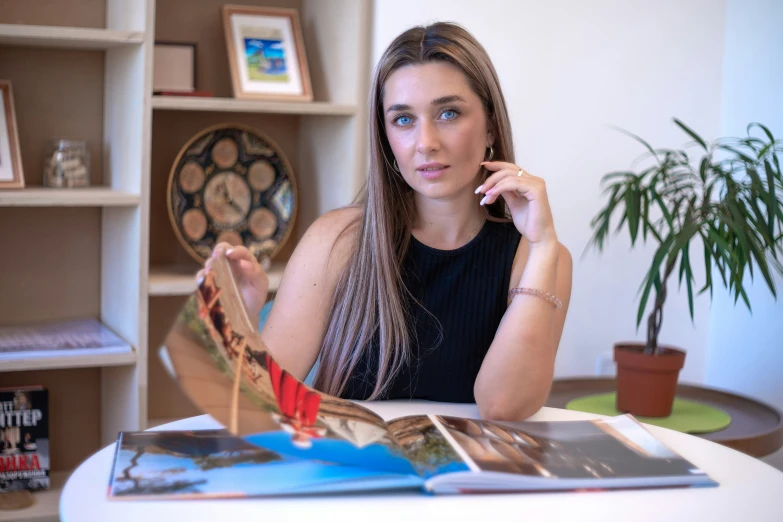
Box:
248;160;276;191
216;230;243;247
0;490;35;510
182;208;208;241
179;162;206;194
248;208;277;239
212;138;239;168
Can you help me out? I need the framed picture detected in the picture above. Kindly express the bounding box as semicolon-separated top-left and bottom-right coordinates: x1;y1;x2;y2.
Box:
0;80;24;189
153;42;197;94
222;5;313;102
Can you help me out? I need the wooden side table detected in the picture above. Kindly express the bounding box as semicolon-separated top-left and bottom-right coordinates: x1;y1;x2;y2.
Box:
546;378;783;458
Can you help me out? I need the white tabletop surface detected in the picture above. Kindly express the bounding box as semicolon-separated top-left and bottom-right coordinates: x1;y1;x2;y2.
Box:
61;401;783;522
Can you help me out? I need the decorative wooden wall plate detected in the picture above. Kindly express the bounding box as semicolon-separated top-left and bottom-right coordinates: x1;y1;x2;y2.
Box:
167;123;298;264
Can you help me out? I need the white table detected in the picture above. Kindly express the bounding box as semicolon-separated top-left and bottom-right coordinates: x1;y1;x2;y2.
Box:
61;401;783;522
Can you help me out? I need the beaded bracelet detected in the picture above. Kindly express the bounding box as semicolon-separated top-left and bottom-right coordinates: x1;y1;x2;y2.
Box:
508;287;563;310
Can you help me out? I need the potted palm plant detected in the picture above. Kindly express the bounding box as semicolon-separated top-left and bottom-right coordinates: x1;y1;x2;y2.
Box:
587;119;783;417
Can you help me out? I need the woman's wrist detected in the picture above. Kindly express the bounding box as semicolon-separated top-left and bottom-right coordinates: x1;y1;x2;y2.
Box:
517;239;560;293
527;239;560;260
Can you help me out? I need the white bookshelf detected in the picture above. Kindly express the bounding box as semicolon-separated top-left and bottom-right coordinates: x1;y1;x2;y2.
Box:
0;471;69;522
152;96;357;116
1;0;372;517
148;262;286;296
0;0;152;514
0;24;143;49
0;187;140;207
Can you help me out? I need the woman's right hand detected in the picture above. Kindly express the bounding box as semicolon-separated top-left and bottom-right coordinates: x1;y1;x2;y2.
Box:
196;242;269;324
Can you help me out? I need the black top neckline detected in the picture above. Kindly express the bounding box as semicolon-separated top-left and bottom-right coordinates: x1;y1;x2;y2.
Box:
410;220;492;257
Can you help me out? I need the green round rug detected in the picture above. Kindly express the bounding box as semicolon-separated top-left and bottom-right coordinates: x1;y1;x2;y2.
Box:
565;392;731;433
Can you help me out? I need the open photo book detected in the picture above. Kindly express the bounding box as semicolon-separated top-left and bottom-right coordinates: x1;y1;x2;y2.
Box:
108;255;717;499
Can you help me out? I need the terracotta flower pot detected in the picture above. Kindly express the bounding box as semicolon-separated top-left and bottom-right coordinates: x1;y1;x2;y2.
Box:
613;342;686;417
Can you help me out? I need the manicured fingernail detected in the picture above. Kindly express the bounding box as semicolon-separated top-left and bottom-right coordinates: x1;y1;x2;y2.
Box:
226;249;234;256
480;195;488;206
474;185;483;194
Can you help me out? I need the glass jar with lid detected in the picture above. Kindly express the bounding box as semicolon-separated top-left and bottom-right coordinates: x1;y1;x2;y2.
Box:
44;139;90;188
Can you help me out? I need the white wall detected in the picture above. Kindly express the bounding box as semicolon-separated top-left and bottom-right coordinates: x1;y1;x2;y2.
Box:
706;0;783;412
372;0;726;383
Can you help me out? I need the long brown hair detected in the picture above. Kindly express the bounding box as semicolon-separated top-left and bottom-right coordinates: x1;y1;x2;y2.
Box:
313;22;515;399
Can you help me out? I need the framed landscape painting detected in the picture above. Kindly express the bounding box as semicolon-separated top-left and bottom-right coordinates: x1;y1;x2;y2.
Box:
222;5;313;102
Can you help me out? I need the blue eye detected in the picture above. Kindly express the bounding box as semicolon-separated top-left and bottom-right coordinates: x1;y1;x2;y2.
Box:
394;115;412;126
441;110;458;120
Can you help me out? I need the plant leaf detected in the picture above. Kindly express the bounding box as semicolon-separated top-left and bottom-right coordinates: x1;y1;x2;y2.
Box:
757;142;774;159
651;190;675;232
747;234;777;297
765;160;779;243
674;118;708;150
600;171;636;185
726;200;751;266
737;283;752;312
608;125;661;166
742;138;763;155
615;212;628;233
626;186;640;245
744;194;775;246
707;225;734;261
748;122;775;144
699;157;710;183
718;144;756;164
683;242;695;321
699;236;714;298
746;166;765;192
705;225;734;291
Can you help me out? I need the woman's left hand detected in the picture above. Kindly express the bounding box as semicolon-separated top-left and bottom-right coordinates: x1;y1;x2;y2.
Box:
477;161;557;246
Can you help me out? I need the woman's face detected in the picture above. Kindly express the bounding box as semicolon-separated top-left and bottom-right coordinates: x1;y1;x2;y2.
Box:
382;62;492;201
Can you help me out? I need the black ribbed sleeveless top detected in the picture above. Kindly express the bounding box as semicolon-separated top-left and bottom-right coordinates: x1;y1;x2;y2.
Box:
340;220;522;403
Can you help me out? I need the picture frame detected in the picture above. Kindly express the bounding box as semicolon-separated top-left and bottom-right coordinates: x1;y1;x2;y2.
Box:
0;80;24;189
153;42;197;94
222;5;313;102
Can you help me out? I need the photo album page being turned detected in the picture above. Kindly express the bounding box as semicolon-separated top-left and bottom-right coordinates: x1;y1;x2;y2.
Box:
106;255;716;500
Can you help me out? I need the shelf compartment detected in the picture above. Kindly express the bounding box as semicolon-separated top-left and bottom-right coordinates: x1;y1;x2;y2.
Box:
0;188;141;207
148;262;285;296
0;318;136;373
152;96;357;116
0;24;143;50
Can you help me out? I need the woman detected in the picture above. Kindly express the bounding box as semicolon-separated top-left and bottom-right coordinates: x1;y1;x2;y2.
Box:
199;22;573;421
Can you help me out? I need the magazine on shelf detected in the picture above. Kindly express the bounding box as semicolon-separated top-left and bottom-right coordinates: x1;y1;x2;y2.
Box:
0;318;131;360
107;254;717;499
0;386;49;493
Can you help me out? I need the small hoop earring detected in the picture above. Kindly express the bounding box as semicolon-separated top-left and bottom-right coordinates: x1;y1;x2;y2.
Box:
485;146;494;162
393;159;400;172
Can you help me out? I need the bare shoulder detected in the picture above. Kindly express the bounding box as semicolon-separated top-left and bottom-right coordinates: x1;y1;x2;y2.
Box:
299;206;361;261
303;205;362;245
